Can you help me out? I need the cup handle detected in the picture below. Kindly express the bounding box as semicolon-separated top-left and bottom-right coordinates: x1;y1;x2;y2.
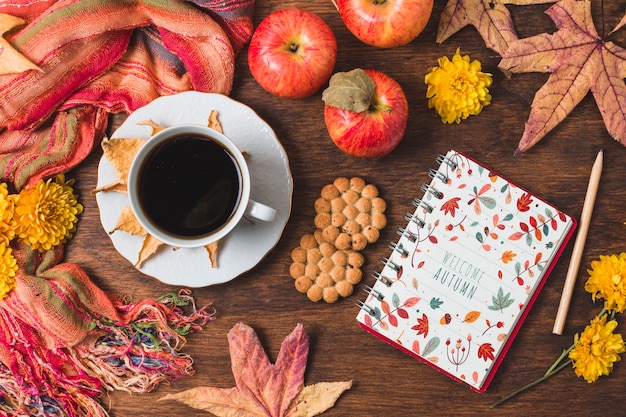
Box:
245;199;277;222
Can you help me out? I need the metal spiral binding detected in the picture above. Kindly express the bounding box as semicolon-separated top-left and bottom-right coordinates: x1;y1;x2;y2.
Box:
436;154;458;169
372;271;392;287
413;197;434;213
420;183;443;199
404;212;425;228
389;241;409;257
364;285;384;301
356;300;377;316
397;227;417;242
428;168;449;184
381;256;401;272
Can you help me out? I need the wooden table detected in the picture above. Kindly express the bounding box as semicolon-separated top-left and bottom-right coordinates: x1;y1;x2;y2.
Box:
65;1;626;416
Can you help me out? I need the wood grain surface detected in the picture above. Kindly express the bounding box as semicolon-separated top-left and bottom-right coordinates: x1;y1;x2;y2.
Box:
65;1;626;416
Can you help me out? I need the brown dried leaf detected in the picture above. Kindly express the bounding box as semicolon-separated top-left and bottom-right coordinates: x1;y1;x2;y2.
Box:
437;0;556;56
159;323;351;417
111;205;147;236
136;234;165;268
137;119;166;135
205;241;218;268
208;110;223;133
92;137;146;194
610;13;626;35
0;13;41;75
288;381;353;417
499;0;626;154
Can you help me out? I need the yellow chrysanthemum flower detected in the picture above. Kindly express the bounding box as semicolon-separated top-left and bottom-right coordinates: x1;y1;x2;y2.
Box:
0;182;16;245
568;315;626;383
585;253;626;313
425;48;493;124
0;242;18;299
13;174;84;252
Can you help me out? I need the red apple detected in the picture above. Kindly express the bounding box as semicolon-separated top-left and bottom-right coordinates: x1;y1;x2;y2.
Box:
248;8;337;99
335;0;433;48
322;68;408;158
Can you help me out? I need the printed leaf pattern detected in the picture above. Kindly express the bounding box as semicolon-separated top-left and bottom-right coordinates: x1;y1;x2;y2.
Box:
356;151;574;390
159;323;352;417
488;287;515;312
499;0;626;154
478;343;495;361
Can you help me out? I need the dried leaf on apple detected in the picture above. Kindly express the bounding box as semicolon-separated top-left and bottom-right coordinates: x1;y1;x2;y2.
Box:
322;68;375;112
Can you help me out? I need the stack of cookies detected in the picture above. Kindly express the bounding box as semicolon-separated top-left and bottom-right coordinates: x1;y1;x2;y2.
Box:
290;177;387;303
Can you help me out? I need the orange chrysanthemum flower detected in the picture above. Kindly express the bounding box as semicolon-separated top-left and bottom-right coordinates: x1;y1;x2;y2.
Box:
0;182;16;245
585;253;626;313
14;174;84;252
569;315;626;383
425;48;492;124
0;242;18;300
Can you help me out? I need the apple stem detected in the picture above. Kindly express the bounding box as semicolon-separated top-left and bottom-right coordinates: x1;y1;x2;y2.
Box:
330;0;339;11
373;103;392;114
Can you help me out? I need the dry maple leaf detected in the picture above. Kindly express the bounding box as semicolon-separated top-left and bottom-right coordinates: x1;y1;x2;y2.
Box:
92;136;146;193
498;0;626;155
0;13;41;75
437;0;556;56
159;323;352;417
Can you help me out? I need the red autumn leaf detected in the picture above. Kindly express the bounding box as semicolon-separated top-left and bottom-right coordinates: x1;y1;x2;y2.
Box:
499;0;626;155
517;192;533;212
440;197;461;216
478;342;496;361
411;313;430;338
159;323;352;416
388;314;398;327
398;308;409;319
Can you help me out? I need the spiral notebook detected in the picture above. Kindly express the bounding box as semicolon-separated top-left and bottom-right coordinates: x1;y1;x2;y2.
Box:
356;150;576;392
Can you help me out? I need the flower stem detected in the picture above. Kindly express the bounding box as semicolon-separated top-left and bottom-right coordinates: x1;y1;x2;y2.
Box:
490;359;572;408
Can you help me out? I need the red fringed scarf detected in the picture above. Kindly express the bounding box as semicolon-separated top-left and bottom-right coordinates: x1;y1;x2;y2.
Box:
0;0;255;189
0;0;255;415
0;242;217;416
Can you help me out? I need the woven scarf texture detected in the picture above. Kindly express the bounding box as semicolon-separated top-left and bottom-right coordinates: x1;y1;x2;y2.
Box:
0;0;255;415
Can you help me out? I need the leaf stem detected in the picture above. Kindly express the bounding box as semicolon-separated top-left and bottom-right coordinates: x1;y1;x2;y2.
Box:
490;359;572;408
491;307;610;407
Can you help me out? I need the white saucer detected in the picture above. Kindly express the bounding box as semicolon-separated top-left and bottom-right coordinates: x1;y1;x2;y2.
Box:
95;92;293;287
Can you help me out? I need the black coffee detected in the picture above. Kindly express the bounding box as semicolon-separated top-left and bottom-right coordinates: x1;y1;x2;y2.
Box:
137;134;242;237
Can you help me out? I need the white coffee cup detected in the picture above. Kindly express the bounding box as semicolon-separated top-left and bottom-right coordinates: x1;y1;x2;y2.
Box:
127;124;276;248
